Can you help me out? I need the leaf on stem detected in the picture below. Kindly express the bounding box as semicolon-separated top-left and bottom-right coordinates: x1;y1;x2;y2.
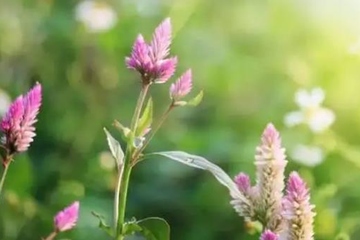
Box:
187;90;203;106
137;97;153;137
104;128;125;169
91;211;115;237
150;151;248;203
123;217;170;240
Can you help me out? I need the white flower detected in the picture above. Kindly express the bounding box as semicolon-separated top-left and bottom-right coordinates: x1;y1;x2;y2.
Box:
75;1;117;33
284;87;335;133
0;89;11;117
291;144;324;167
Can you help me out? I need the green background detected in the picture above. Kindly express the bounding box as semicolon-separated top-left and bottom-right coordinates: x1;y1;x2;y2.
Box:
1;0;360;239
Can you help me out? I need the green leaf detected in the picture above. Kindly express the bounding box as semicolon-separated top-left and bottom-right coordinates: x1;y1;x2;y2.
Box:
104;128;124;169
149;151;247;202
91;211;115;237
137;217;170;240
187;90;203;106
137;98;153;137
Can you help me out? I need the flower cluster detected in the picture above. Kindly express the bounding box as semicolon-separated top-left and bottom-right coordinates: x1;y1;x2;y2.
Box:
231;124;315;240
0;84;42;165
126;18;193;101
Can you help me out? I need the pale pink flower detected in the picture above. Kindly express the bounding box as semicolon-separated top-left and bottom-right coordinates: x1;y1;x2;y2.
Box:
170;69;192;100
125;18;177;84
54;201;80;232
0;83;42;156
254;123;287;232
231;172;255;221
260;230;278;240
282;172;315;240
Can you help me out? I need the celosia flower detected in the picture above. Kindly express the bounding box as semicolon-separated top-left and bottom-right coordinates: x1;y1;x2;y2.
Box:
254;123;287;232
260;230;278;240
282;172;315;240
126;18;177;84
54;201;80;232
75;0;117;33
170;69;192;100
284;88;335;133
291;144;324;167
0;84;42;158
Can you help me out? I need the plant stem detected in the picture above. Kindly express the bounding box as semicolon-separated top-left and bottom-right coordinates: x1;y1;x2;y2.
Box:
130;83;151;134
116;156;132;239
113;163;124;227
43;231;57;240
115;83;150;239
0;163;10;199
133;103;174;161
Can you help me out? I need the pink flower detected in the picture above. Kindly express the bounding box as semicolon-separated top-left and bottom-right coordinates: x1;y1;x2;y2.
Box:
54;201;80;232
0;83;42;156
126;18;177;84
254;123;287;232
260;230;278;240
169;69;192;100
234;172;251;195
282;172;315;240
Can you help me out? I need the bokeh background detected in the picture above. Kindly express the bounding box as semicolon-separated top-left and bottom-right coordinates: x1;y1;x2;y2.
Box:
1;0;360;239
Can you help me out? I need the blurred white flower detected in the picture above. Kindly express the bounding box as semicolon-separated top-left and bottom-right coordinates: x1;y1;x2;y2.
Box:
0;89;11;117
291;144;324;167
348;37;360;55
75;1;117;33
284;87;335;133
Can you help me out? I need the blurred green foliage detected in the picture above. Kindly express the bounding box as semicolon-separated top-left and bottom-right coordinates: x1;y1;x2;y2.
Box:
1;0;360;239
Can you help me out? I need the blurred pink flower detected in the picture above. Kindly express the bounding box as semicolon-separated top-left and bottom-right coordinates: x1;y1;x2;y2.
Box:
254;123;287;232
126;18;177;84
0;84;42;157
169;69;192;100
260;230;278;240
54;201;80;232
282;172;315;240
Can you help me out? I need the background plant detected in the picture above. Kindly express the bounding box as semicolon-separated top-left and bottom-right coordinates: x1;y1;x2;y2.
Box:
1;0;360;240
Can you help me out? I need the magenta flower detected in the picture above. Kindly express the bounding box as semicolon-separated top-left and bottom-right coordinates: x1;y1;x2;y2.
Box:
282;172;315;240
54;201;80;232
254;123;287;232
0;83;42;159
234;172;251;195
125;18;177;84
260;230;278;240
170;69;192;100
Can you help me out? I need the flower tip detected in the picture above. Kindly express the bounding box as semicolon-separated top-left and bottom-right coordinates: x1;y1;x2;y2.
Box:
260;230;278;240
234;173;251;194
170;69;193;99
262;123;281;146
54;201;80;232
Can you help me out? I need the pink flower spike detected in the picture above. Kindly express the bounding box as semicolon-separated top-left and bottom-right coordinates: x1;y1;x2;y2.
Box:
170;69;192;99
260;230;278;240
125;34;151;73
282;172;315;240
0;83;42;155
254;123;287;231
234;173;251;195
155;57;177;83
54;201;80;232
150;18;172;61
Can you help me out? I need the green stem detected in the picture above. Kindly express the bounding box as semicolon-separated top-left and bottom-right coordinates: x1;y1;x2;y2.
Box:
113;164;124;227
130;83;151;134
43;231;57;240
133;104;174;161
115;83;150;239
116;156;132;239
0;163;10;199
